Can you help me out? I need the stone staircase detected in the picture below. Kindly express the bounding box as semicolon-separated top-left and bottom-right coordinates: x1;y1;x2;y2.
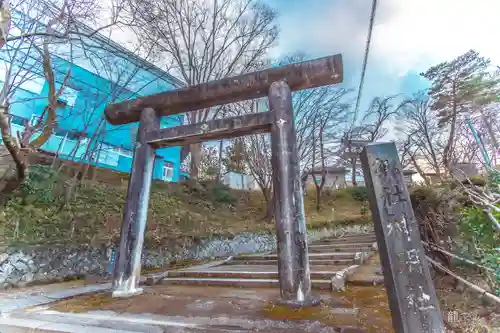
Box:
159;233;379;291
0;232;382;333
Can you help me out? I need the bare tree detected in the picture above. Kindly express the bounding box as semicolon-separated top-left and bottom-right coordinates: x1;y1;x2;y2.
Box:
0;1;74;203
398;92;493;183
129;0;279;179
344;95;402;186
310;116;326;211
199;144;220;181
293;86;351;190
243;133;272;219
398;93;445;181
360;96;403;141
300;89;350;209
0;0;135;204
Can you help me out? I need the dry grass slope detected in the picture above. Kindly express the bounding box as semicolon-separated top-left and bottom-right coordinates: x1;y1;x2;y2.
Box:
0;167;371;247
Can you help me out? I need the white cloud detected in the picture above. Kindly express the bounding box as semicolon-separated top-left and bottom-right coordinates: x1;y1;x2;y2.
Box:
371;0;500;74
275;0;500;75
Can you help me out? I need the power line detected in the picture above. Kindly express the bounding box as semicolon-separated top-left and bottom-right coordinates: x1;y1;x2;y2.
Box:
350;0;378;130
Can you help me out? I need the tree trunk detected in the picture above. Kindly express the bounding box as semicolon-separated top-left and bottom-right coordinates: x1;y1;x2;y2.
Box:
301;173;308;196
315;186;321;212
0;109;28;206
480;109;499;154
189;142;201;179
411;155;430;186
217;139;223;182
443;95;458;171
351;157;357;186
261;187;274;221
0;173;25;206
0;150;28;207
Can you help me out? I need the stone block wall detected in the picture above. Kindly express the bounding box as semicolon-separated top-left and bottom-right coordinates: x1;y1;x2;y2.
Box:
0;224;374;289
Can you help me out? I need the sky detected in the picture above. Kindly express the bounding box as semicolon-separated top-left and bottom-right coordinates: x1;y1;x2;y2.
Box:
267;0;500;117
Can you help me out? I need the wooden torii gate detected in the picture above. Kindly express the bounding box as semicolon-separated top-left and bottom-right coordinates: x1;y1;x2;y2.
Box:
104;53;446;331
104;54;343;307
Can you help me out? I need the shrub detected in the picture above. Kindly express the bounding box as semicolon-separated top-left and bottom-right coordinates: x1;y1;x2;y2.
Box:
409;186;440;210
323;188;334;197
349;186;369;202
207;182;236;204
462;175;486;187
459;205;499;294
360;205;369;216
18;165;64;205
332;187;369;202
331;188;351;200
459;206;498;250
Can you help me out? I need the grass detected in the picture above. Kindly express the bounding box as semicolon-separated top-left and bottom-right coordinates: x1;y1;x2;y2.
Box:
0;166;371;247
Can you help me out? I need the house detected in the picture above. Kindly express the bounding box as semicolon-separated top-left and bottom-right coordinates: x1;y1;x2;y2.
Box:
344;166;365;187
222;171;259;191
0;11;185;182
424;172;441;185
402;169;417;186
450;162;478;181
306;167;348;189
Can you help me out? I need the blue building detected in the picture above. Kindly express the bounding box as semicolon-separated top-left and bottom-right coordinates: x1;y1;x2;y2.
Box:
0;12;186;182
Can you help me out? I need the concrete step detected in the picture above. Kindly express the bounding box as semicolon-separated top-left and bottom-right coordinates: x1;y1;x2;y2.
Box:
308;242;375;250
166;270;341;280
308;246;372;253
3;310;261;333
162;277;332;290
234;252;356;261
324;233;375;239
5;309;367;333
347;275;385;286
0;316;150;333
226;258;355;266
315;237;377;244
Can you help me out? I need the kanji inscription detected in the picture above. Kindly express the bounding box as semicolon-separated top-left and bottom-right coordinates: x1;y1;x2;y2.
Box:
360;142;444;333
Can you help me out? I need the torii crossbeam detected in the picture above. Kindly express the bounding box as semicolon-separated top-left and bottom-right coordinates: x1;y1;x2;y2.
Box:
104;54;343;307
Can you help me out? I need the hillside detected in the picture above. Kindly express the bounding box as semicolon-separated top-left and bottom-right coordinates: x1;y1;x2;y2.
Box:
0;165;371;247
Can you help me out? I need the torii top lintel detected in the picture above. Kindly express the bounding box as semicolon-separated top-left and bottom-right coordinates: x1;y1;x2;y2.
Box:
104;54;343;126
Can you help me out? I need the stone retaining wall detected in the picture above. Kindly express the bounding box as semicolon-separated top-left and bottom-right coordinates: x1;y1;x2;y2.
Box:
0;224;373;289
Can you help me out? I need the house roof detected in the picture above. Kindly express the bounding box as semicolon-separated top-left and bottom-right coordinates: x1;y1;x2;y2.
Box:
72;22;185;89
309;167;347;174
9;9;185;90
402;169;417;175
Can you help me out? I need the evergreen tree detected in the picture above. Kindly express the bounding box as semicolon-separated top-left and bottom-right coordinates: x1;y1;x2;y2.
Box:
223;139;246;174
421;50;500;168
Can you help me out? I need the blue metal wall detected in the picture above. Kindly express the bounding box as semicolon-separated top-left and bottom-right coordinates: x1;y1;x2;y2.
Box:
3;47;183;182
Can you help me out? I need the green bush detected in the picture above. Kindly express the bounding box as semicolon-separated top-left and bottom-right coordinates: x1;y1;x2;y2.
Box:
322;188;334;197
360;205;369;216
18;165;64;205
207;182;236;204
462;175;486;186
331;188;350;200
459;205;499;295
332;187;368;202
349;187;369;202
409;186;438;204
459;206;499;252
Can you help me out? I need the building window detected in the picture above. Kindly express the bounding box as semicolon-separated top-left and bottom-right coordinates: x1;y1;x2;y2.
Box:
10;115;28;126
113;146;133;157
17;75;45;95
29;114;41;127
95;143;119;167
162;161;174;181
57;86;79;107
